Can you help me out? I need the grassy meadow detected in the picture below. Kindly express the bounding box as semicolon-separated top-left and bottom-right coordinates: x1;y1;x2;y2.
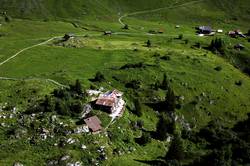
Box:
0;0;250;165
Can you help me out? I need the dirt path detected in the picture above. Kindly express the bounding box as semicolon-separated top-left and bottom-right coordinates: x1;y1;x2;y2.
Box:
118;0;205;27
0;0;203;87
0;36;60;67
0;76;68;88
0;36;69;87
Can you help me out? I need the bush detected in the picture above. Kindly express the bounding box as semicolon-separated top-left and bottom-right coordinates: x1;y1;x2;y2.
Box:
125;80;141;89
161;73;170;90
214;66;222;71
42;95;54;112
134;99;143;117
123;24;129;30
165;88;176;112
178;34;183;40
92;71;105;82
69;100;83;116
137;120;144;128
209;38;225;54
243;67;250;76
135;132;151;145
146;40;151;47
5;15;11;22
55;100;70;116
120;62;145;70
148;30;157;34
195;42;201;48
235;80;243;86
184;39;189;44
53;89;70;99
161;55;171;61
69;79;83;95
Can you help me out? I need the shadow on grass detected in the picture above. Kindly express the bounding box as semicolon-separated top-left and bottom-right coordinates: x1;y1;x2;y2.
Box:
134;159;165;166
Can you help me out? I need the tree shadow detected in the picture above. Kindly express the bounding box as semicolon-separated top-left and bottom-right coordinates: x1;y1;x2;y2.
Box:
134;159;165;166
145;102;165;112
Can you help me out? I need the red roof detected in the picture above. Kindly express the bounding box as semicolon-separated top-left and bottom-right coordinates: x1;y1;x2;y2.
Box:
96;97;115;107
84;116;102;132
96;90;122;107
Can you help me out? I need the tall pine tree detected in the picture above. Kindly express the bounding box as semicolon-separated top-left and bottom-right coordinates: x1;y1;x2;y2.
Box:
165;88;176;112
165;134;185;162
156;113;175;140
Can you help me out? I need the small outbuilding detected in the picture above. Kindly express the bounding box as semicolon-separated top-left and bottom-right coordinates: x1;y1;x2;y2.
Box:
197;26;212;34
104;31;112;35
158;29;164;34
228;29;246;38
84;116;102;133
228;31;237;38
234;44;245;50
63;33;75;41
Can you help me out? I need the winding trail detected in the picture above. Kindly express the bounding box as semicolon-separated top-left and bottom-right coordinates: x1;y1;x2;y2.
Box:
0;36;69;87
0;0;205;88
118;0;205;27
0;33;106;87
0;36;60;67
0;76;68;88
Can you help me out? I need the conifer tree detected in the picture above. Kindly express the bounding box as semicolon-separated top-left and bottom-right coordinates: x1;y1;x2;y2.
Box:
146;40;151;47
165;134;185;161
156;113;175;140
134;99;143;117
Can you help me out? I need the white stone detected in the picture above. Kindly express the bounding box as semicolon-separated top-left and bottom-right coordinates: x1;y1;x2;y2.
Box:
74;125;89;134
61;155;70;161
167;136;171;143
40;133;47;140
67;138;76;144
81;144;87;149
13;162;23;166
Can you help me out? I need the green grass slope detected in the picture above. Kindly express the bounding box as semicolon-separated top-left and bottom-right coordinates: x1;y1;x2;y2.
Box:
0;0;250;165
1;0;249;24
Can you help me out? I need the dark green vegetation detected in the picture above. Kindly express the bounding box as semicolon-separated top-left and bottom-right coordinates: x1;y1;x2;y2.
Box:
0;0;250;165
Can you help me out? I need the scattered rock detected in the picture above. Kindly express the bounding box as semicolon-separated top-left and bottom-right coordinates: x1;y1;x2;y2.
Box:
179;96;185;101
209;100;215;105
81;144;87;150
13;162;23;166
40;133;47;140
201;92;206;97
81;104;92;118
74;125;89;134
51;115;57;122
66;161;82;166
66;138;76;144
48;160;59;166
60;155;70;161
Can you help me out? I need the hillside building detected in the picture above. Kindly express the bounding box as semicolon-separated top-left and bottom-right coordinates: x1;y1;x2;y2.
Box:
95;90;124;114
197;26;212;34
84;116;102;133
104;31;112;35
63;33;75;41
